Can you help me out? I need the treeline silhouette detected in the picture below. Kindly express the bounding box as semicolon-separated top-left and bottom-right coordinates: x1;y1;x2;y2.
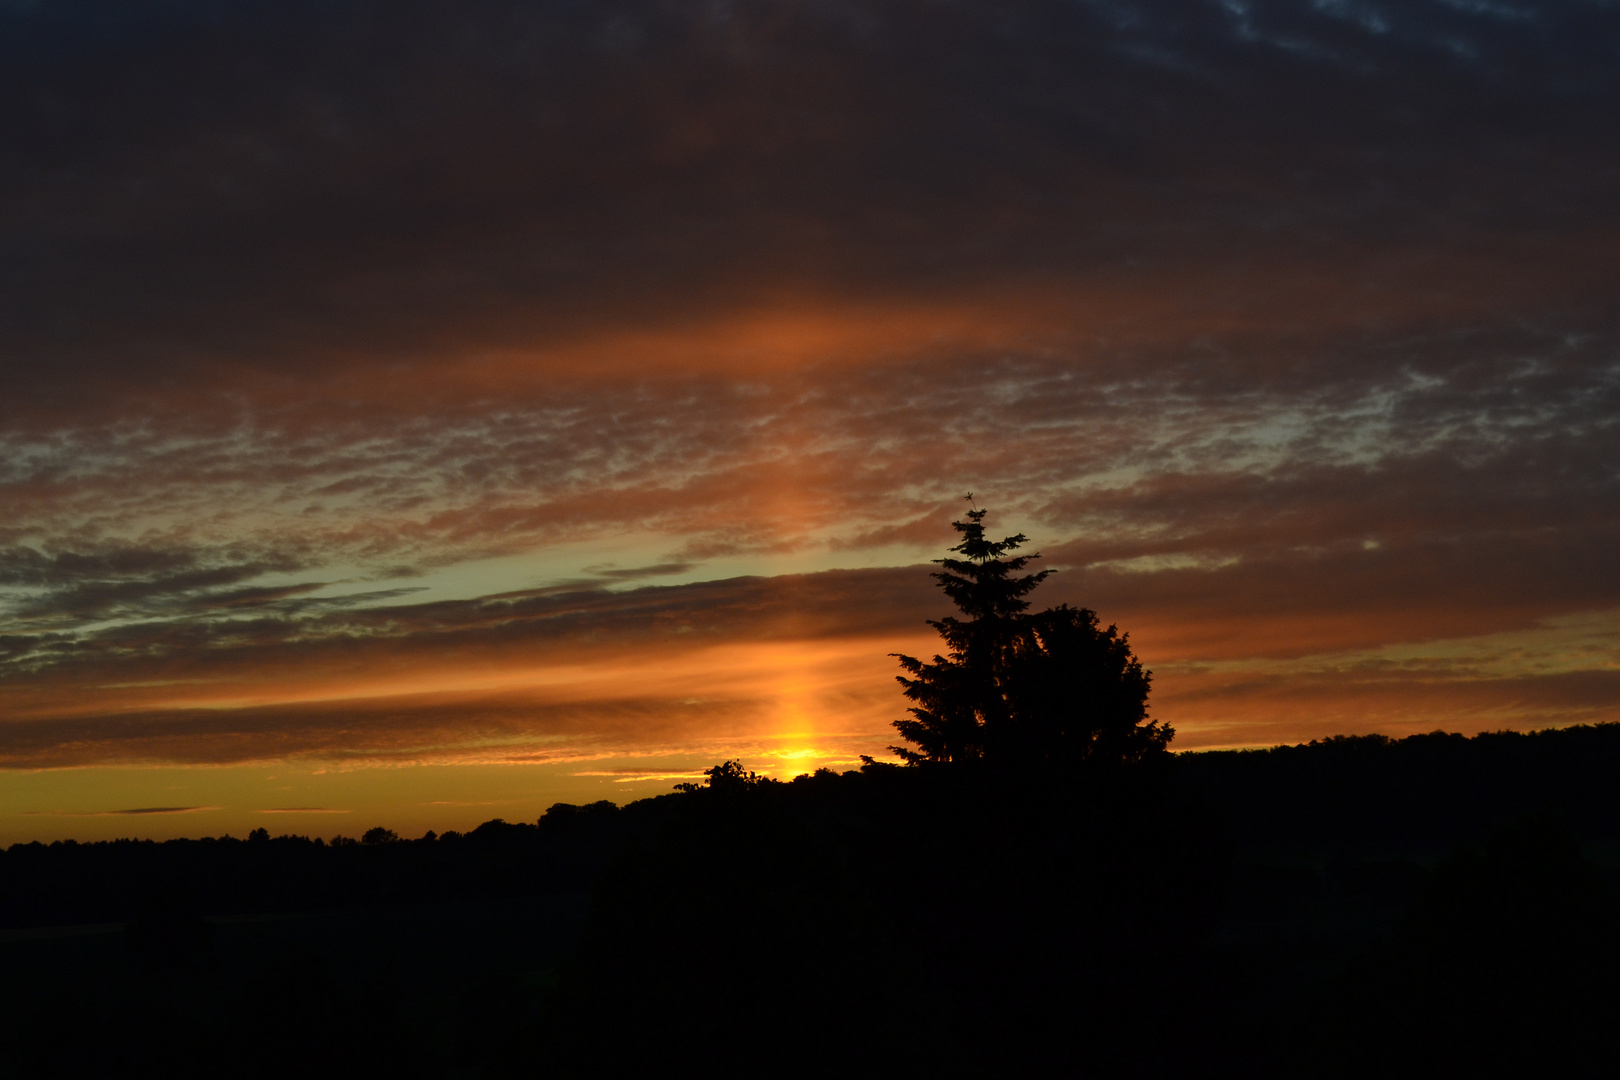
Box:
0;804;630;931
1;724;1618;1077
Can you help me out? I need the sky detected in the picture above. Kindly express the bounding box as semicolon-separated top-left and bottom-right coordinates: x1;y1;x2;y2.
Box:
3;0;1617;842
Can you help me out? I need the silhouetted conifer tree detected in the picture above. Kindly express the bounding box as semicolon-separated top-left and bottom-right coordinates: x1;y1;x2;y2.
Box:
887;498;1170;766
888;499;1049;764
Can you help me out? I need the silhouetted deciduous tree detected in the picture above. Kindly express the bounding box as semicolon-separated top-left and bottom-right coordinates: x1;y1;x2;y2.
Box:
888;499;1170;767
674;760;772;794
999;604;1168;766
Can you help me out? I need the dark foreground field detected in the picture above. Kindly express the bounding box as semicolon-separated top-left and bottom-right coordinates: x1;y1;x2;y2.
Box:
3;725;1618;1078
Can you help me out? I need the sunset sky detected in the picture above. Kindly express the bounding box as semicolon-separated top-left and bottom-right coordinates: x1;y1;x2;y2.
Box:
3;0;1617;842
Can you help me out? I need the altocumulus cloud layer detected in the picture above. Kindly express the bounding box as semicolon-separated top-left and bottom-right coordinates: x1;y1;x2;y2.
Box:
2;0;1618;777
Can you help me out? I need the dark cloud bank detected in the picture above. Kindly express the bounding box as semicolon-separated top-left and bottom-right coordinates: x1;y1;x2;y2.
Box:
3;0;1616;407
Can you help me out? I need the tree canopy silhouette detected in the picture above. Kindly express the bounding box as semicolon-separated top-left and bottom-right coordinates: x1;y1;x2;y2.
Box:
888;499;1171;767
673;759;773;794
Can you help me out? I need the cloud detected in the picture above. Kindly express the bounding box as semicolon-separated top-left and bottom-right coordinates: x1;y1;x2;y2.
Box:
1;1;1615;421
2;324;1616;758
258;807;349;815
1;1;1617;775
26;806;222;817
571;770;708;783
0;549;1615;767
580;562;698;583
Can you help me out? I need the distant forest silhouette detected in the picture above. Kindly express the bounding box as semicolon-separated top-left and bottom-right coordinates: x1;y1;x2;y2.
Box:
2;508;1617;1076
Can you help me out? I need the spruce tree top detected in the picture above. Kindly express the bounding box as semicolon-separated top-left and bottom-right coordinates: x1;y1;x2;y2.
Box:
931;498;1052;623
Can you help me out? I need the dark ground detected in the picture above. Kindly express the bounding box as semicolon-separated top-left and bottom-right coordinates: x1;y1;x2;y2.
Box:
3;725;1617;1077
